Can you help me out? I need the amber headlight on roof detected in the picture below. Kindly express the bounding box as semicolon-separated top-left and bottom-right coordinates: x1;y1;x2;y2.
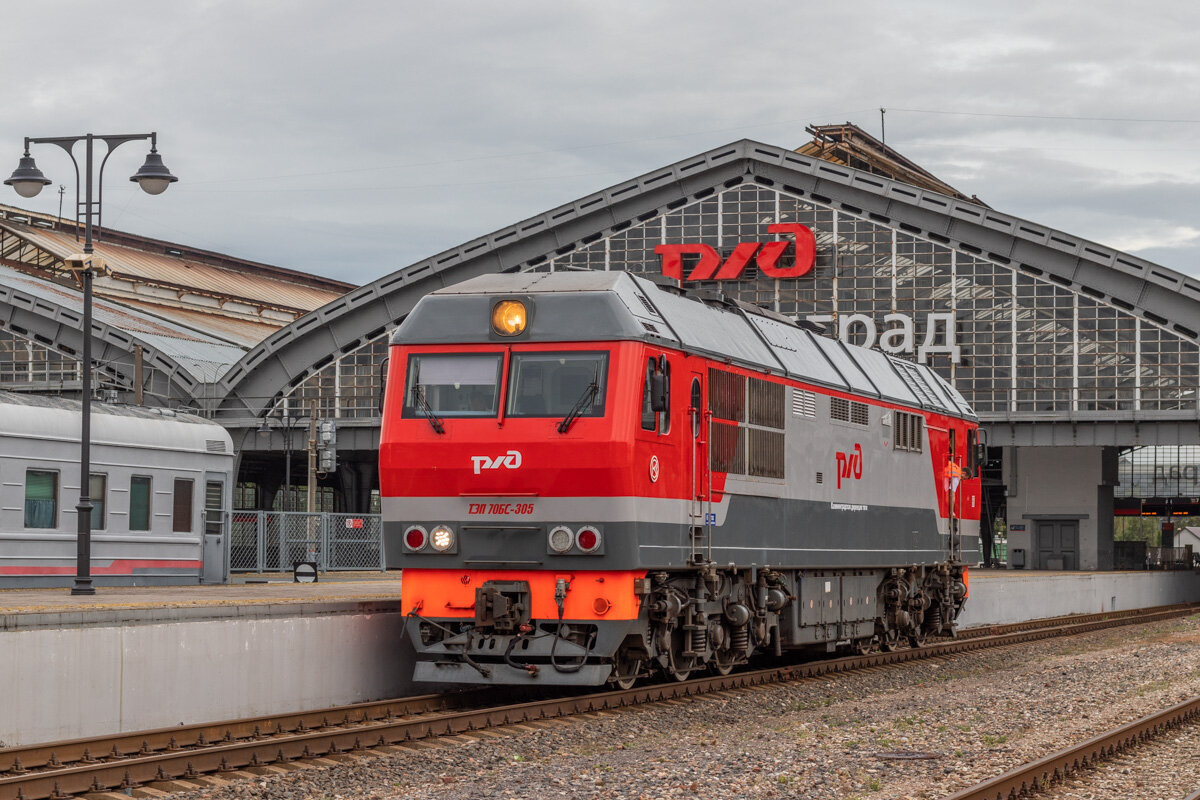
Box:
491;299;527;336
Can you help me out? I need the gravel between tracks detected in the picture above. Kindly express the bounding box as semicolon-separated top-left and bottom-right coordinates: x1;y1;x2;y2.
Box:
167;615;1200;800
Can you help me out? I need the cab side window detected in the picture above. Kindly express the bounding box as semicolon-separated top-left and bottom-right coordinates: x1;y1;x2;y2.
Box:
641;359;657;431
641;356;671;433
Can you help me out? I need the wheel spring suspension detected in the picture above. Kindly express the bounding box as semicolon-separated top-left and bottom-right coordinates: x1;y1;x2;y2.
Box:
730;626;749;653
690;613;708;654
926;603;942;634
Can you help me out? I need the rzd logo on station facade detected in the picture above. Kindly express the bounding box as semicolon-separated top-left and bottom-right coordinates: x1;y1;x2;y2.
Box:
655;223;816;281
652;222;962;365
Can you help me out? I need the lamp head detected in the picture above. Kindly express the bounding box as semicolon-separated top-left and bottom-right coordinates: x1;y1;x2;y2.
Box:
130;151;178;195
5;155;52;198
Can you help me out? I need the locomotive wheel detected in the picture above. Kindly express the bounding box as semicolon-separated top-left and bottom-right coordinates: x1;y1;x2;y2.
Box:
669;665;692;681
711;651;736;676
612;657;642;690
907;630;926;648
853;638;874;656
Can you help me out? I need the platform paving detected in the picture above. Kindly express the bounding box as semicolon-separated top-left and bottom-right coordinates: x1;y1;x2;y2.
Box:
0;572;404;632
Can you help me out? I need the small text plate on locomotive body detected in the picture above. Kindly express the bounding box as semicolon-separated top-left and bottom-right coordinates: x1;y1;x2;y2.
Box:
467;502;536;515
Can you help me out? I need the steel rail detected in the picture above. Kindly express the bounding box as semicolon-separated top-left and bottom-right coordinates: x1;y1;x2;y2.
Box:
1;603;1195;800
0;691;494;775
944;695;1200;800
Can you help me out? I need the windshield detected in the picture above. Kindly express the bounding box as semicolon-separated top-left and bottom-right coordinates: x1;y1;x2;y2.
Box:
507;352;608;418
403;353;502;417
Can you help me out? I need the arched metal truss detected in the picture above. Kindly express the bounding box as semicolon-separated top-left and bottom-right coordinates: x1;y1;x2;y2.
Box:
215;140;1200;446
0;277;204;407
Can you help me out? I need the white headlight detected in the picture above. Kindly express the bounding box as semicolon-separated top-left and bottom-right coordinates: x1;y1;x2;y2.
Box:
548;525;573;553
430;525;455;552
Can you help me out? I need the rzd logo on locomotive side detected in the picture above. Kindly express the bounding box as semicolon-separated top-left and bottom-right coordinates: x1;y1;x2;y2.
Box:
654;223;817;282
471;449;523;475
835;443;863;489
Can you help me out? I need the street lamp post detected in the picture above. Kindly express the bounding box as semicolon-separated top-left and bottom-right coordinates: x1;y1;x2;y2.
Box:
5;133;178;596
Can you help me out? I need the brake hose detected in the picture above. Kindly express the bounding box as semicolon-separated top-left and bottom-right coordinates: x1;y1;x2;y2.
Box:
550;578;595;673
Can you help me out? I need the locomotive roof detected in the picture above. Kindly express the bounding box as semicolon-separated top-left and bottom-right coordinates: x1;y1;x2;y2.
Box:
397;271;976;420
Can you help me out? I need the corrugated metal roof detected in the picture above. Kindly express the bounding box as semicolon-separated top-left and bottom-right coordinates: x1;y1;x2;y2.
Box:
114;299;281;348
0;263;246;382
1;222;344;312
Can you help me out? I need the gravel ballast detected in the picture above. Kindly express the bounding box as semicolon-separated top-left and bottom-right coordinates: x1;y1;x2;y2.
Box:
167;615;1200;800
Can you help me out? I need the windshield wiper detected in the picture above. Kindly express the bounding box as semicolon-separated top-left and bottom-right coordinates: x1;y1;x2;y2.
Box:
411;384;445;434
557;367;600;434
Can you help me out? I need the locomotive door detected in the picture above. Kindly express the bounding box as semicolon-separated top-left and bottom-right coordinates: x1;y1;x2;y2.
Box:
688;373;710;561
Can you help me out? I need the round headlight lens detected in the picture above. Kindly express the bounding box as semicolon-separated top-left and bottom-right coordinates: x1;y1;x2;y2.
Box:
548;525;574;553
404;525;428;551
491;299;527;336
576;526;601;553
430;524;455;552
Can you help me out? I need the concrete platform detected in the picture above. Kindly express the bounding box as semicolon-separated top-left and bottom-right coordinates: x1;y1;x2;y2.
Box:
0;575;410;748
0;572;403;630
958;568;1200;627
3;569;1198;748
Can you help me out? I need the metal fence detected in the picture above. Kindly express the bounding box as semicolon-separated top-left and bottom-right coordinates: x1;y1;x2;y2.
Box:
230;511;385;572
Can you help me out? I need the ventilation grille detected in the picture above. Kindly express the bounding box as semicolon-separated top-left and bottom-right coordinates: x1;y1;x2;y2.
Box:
710;422;745;474
709;369;746;422
748;378;785;428
205;440;227;453
830;397;869;426
791;388;816;418
816;471;824;484
634;292;659;317
747;429;785;478
894;411;924;453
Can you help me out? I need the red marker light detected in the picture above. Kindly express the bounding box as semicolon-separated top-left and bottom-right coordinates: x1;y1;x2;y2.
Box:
405;527;427;550
576;526;600;552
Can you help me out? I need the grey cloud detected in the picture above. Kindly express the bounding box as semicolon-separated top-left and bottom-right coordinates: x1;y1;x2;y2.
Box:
4;1;1200;284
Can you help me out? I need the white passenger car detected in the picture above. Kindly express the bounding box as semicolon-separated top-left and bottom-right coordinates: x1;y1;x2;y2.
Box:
0;390;234;587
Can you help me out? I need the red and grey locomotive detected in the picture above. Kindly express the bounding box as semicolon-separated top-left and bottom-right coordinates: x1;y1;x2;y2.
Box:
380;271;979;686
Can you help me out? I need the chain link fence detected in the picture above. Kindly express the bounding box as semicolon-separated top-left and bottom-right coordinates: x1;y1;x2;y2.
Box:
229;511;386;572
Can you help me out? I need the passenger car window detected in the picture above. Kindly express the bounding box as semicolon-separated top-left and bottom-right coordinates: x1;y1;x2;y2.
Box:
130;476;151;531
173;478;194;533
24;469;57;529
89;473;107;531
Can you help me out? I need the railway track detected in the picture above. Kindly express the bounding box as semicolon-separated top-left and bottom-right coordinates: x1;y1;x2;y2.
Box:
2;603;1195;800
945;694;1200;800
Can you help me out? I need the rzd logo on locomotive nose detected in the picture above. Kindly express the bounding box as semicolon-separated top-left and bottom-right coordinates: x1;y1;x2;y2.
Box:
835;444;863;489
471;450;522;475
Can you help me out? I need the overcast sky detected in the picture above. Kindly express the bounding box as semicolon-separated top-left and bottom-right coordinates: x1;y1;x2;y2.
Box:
4;1;1200;286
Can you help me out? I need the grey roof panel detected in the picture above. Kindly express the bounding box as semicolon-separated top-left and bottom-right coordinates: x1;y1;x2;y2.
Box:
614;276;680;344
918;363;976;417
850;348;921;406
744;314;847;390
638;284;779;371
810;335;878;396
434;271;626;294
